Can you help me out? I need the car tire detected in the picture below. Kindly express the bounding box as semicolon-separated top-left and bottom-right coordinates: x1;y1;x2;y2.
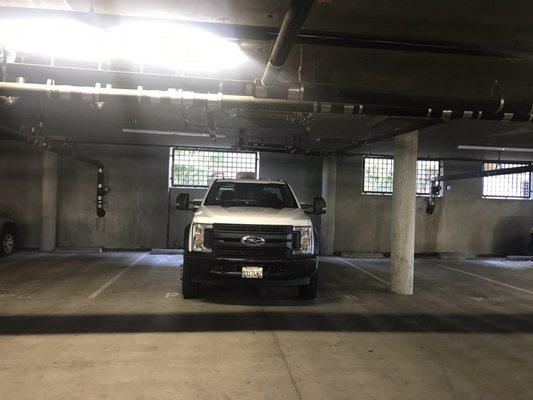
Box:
299;271;318;300
0;229;15;256
182;259;200;299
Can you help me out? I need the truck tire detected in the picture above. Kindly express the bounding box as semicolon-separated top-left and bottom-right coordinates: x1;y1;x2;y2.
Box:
0;229;15;256
299;271;318;300
182;259;199;299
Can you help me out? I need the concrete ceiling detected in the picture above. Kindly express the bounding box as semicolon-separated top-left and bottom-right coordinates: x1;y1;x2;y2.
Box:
2;1;533;50
1;1;533;157
1;98;532;158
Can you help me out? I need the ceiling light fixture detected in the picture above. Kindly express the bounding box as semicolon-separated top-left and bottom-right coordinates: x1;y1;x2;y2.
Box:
0;17;248;71
457;145;533;153
122;128;226;138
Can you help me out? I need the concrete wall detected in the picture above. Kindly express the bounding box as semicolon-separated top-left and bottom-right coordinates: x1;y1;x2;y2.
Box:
0;150;43;248
58;153;169;249
3;143;532;255
0;145;322;250
335;156;533;256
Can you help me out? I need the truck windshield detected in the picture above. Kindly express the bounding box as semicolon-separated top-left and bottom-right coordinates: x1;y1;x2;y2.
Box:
204;182;298;208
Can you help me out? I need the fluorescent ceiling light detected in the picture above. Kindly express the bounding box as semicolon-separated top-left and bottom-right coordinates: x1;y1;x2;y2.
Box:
0;17;247;71
122;128;226;138
458;145;533;153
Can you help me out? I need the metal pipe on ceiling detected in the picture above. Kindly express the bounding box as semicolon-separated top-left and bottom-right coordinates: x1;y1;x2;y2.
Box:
3;80;533;123
260;0;315;88
0;122;103;167
5;63;533;123
457;144;533;153
15;138;532;163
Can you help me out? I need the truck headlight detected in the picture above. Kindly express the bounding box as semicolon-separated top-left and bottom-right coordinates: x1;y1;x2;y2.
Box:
292;226;313;255
192;223;213;252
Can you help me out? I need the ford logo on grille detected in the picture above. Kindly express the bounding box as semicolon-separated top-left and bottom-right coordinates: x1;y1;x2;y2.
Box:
241;235;266;246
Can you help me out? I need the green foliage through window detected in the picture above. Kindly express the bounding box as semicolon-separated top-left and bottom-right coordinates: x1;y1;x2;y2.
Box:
362;157;441;196
170;148;258;187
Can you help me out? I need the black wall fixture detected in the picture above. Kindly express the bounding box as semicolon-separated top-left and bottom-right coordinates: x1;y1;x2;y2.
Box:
0;123;111;217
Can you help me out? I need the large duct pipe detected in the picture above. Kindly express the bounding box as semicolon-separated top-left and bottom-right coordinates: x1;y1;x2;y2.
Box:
5;62;533;121
0;123;110;217
261;0;314;88
2;80;533;123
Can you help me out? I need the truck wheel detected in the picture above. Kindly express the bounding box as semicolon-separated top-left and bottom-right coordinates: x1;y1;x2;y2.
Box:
299;272;318;300
182;262;199;299
1;229;15;256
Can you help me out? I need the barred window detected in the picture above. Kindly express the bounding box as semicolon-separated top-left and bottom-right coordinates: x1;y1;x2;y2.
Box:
416;160;441;195
482;163;531;199
362;156;441;196
170;148;258;187
363;157;394;194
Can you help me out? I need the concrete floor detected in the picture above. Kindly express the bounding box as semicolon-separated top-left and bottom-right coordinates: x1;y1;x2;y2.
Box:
0;253;532;400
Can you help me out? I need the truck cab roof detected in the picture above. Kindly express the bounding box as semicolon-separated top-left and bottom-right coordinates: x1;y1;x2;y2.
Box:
213;179;285;185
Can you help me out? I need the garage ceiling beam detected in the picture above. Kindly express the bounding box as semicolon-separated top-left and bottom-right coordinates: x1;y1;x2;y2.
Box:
0;7;530;60
331;119;443;154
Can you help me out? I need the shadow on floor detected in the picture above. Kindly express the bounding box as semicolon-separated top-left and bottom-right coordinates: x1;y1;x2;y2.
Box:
1;312;532;335
195;284;340;306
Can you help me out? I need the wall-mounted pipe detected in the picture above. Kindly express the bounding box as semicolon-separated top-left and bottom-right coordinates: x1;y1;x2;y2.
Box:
260;0;314;88
3;80;533;123
0;123;110;217
425;164;533;214
433;164;533;183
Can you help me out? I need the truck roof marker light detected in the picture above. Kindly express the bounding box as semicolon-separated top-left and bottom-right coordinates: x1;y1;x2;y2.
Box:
236;171;257;179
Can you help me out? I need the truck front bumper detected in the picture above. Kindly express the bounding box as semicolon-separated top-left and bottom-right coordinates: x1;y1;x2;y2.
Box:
184;252;318;286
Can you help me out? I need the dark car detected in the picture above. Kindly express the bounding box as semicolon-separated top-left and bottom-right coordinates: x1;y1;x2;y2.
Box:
0;213;17;256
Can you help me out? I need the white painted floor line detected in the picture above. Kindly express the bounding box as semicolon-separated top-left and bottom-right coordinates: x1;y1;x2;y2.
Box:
336;257;389;285
0;253;39;269
88;253;148;299
434;262;533;296
0;259;24;269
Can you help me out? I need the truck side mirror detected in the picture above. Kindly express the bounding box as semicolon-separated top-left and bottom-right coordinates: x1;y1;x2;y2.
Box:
176;193;190;210
313;197;327;215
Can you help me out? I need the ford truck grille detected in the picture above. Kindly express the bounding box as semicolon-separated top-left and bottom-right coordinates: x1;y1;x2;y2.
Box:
213;224;292;259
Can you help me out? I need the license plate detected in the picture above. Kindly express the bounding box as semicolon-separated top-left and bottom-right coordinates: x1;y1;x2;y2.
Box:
242;266;263;279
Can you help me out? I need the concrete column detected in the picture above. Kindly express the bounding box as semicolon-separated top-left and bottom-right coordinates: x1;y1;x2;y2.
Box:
40;152;58;252
390;131;418;295
320;156;337;255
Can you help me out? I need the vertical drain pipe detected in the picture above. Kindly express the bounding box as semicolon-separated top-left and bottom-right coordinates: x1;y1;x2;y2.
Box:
261;0;315;88
0;123;110;218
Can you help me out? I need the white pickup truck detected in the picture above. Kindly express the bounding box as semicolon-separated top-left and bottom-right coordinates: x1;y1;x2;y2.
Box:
176;177;326;299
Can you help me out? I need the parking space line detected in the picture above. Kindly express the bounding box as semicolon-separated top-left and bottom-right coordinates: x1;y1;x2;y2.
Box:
336;257;389;285
0;259;24;269
0;253;40;269
88;253;147;299
434;262;533;296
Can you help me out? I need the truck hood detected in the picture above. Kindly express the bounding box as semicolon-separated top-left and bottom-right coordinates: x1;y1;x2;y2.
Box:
193;205;312;226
